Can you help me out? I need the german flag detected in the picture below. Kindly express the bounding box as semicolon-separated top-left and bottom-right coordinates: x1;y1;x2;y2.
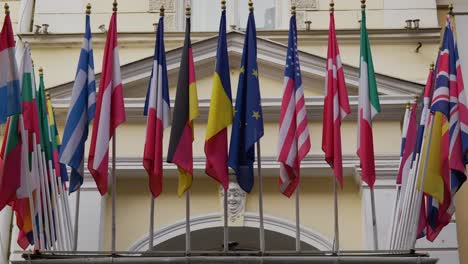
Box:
167;11;199;197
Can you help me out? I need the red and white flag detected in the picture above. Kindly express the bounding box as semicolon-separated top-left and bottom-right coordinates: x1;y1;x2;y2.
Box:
88;11;126;196
322;9;350;187
277;14;310;197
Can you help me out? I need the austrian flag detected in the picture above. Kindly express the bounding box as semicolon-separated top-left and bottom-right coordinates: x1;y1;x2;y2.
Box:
88;10;126;195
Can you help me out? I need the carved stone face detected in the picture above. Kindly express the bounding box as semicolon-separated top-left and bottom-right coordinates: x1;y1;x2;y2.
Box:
220;182;246;224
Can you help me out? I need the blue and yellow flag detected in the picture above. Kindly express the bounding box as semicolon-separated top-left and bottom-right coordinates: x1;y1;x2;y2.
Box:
228;4;264;193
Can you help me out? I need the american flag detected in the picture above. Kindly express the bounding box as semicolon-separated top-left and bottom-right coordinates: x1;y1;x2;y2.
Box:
277;14;310;197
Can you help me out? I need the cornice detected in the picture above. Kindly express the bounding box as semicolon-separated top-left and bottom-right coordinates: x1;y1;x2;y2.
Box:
80;154;399;181
18;28;441;49
51;95;413;123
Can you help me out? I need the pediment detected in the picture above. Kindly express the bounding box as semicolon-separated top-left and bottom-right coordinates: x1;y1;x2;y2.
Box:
48;31;423;100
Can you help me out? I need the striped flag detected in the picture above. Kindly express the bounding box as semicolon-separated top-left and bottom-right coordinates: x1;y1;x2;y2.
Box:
0;5;21;124
322;7;350;188
167;13;199;197
277;13;310;197
143;14;170;198
88;10;126;196
357;5;380;188
60;11;96;193
204;7;232;190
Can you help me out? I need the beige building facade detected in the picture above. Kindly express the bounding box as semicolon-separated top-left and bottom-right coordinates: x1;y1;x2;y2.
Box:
0;0;467;263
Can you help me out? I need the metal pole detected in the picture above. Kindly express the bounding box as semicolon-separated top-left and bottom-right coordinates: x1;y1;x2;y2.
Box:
295;186;300;252
388;185;401;249
185;190;191;255
370;188;379;250
149;197;154;250
73;189;81;251
223;190;228;252
112;135;117;254
410;114;436;249
257;140;265;253
33;138;45;250
60;180;74;247
333;178;340;253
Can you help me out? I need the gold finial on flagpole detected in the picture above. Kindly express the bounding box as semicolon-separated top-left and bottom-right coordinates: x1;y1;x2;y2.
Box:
448;3;453;16
361;0;366;9
39;67;44;76
406;102;411;109
186;2;191;17
414;95;419;102
430;62;435;71
248;0;254;12
160;5;165;17
291;5;296;16
46;92;51;100
113;0;118;12
86;3;91;15
330;0;334;12
221;0;226;10
4;3;9;15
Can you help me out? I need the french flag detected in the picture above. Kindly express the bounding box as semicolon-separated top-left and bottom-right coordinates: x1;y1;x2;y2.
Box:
88;10;126;196
143;15;170;198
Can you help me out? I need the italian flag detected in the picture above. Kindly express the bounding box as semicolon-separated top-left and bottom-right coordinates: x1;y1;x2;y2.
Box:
357;8;380;188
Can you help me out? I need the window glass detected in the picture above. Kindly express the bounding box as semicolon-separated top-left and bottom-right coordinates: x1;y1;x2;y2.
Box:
237;0;276;30
190;0;223;32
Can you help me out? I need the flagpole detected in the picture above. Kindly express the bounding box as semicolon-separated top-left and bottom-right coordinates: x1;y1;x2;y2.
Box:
333;178;340;253
111;134;117;254
185;190;191;255
295;186;301;252
60;181;74;249
149;197;154;250
19;116;39;249
73;188;81;251
110;0;118;255
33;138;46;250
257;139;265;253
369;187;379;250
223;188;228;252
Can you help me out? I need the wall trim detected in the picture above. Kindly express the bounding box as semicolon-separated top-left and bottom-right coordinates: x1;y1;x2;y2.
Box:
128;212;333;252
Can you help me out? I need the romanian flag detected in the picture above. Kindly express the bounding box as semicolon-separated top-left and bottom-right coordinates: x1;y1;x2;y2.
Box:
204;7;232;190
167;12;199;197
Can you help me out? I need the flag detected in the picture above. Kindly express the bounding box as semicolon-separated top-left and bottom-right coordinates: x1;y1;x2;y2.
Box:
357;5;380;188
397;103;417;189
228;7;263;193
167;13;199;197
0;117;22;209
277;13;310;197
46;96;68;186
11;45;42;249
424;15;468;240
0;7;21;124
204;8;232;190
322;8;350;188
88;10;126;196
60;11;96;193
143;14;170;198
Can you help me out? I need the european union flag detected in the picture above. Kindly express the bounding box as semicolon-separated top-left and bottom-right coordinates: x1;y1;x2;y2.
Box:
228;10;264;193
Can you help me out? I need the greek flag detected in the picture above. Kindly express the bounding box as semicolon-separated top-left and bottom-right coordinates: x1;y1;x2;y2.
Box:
59;13;96;193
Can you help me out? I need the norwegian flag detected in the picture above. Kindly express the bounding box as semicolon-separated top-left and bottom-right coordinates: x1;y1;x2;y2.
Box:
322;8;350;187
87;10;126;195
277;14;310;197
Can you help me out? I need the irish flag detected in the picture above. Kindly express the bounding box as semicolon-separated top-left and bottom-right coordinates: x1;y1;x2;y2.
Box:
357;4;380;188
